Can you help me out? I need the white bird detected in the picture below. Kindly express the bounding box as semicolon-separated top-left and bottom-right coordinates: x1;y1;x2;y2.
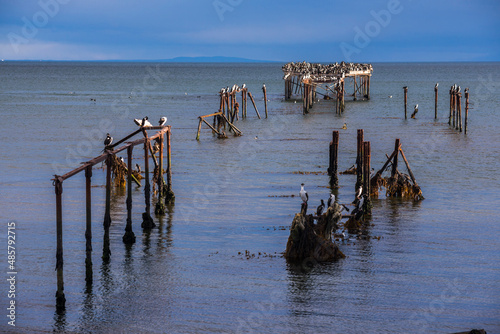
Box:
299;183;308;203
135;163;141;173
327;194;335;208
242;83;246;89
435;83;439;89
104;133;113;146
159;117;167;126
457;85;461;93
411;104;418;119
356;186;363;199
133;116;152;127
119;157;125;164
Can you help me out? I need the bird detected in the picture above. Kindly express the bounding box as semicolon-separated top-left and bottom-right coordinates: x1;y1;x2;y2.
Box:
103;133;113;147
119;157;125;165
327;194;335;208
316;199;325;216
134;117;152;127
299;183;308;203
411;104;418;119
435;83;439;89
254;136;258;140
351;196;365;219
342;123;347;130
456;85;461;93
159;117;167;126
135;163;141;173
388;95;392;98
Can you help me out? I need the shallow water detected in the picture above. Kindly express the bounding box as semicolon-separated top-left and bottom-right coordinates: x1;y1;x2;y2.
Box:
0;61;499;333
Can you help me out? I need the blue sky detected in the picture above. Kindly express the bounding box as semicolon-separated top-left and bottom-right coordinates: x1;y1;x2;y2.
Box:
0;0;499;61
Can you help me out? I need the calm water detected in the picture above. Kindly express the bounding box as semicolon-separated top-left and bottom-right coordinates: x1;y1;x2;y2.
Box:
0;61;499;333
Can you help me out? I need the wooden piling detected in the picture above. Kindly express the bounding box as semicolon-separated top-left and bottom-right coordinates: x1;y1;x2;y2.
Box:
465;90;469;134
399;148;418;187
155;133;166;215
328;131;339;188
165;128;175;204
84;166;92;285
366;75;371;99
102;153;112;262
356;129;364;191
458;92;462;132
123;145;136;244
247;91;261;119
391;139;400;177
340;81;345;112
363;141;371;213
55;177;66;310
353;75;357;101
453;90;456;128
434;84;438;119
263;84;268;118
141;138;155;229
449;87;453;125
196;118;202;141
403;86;408;119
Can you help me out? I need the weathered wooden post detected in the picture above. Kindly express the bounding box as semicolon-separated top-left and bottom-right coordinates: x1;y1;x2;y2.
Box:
353;75;357;101
434;84;438;119
123;145;136;243
155;133;166;215
452;89;456;128
457;92;462;132
328;131;339;189
356;129;364;191
403;86;408;119
449;86;453;125
54;176;66;310
196;118;202;140
285;78;289;100
366;75;371;99
262;84;268;118
84;166;92;285
465;90;469;135
391;138;400;177
340;80;345;112
247;91;261;119
102;153;112;262
142;138;155;229
363;141;371;214
165;127;175;204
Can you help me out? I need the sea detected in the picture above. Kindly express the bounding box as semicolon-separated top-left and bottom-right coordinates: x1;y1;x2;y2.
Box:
0;61;499;333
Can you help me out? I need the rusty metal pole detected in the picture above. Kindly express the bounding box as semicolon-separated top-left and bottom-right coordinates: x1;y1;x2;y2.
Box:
123;145;136;243
403;86;408;119
84;166;92;285
434;85;438;119
102;153;112;262
54;177;66;310
356;129;364;191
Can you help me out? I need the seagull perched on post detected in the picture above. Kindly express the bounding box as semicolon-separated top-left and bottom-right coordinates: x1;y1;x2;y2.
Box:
134;116;152;127
104;133;113;147
353;186;363;205
316;199;325;216
435;83;439;89
159;117;167;126
327;194;335;208
299;183;308;203
411;104;418;119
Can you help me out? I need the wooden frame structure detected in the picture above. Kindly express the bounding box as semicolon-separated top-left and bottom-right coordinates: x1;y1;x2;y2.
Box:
282;61;373;114
52;125;173;311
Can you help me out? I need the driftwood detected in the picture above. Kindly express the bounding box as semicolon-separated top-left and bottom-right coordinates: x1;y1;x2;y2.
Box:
285;204;345;263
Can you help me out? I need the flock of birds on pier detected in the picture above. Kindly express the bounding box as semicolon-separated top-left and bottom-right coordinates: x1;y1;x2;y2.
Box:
282;61;373;81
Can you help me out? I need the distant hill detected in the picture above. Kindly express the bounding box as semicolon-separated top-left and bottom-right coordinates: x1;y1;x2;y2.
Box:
163;56;279;63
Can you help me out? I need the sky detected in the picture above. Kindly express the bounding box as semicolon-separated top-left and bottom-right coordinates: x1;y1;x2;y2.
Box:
0;0;499;62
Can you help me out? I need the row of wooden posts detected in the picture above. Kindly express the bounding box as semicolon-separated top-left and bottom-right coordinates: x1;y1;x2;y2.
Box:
53;126;174;311
327;129;422;208
196;84;269;140
403;84;470;134
285;75;371;115
327;129;372;213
